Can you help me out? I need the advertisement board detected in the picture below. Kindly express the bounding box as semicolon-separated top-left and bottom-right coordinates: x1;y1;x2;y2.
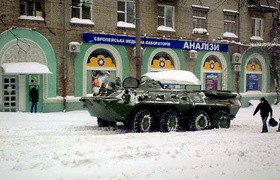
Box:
246;74;259;91
83;33;228;52
205;73;218;90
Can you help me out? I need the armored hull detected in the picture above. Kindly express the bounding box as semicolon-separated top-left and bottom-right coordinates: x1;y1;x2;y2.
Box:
80;70;241;132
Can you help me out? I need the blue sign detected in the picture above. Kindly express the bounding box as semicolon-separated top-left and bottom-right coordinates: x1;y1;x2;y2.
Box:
83;33;228;52
205;73;218;90
246;74;259;91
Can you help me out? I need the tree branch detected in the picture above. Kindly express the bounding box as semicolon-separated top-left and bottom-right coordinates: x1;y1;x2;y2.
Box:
39;4;56;36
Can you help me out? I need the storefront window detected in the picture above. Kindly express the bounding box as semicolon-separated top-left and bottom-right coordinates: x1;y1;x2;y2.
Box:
203;55;222;90
87;70;116;95
86;51;116;95
246;59;262;91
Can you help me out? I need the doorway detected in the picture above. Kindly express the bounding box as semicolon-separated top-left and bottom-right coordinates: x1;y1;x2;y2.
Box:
2;76;18;112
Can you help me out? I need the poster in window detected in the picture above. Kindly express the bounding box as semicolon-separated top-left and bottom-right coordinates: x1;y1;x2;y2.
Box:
92;70;111;95
205;73;218;90
246;74;259;91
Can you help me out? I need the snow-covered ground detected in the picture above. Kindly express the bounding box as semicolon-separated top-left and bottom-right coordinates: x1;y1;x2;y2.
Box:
0;100;280;180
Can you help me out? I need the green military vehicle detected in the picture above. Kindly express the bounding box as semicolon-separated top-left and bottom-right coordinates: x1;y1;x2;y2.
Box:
80;70;241;133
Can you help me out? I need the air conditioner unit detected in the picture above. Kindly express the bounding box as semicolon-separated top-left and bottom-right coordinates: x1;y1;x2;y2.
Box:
232;53;242;64
69;42;80;53
189;50;198;59
233;64;241;72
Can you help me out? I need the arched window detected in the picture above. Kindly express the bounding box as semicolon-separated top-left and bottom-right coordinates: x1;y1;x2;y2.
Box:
150;52;175;71
245;59;262;91
202;55;223;90
86;49;116;95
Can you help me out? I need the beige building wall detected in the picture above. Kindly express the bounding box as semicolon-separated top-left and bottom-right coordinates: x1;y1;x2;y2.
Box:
0;0;277;97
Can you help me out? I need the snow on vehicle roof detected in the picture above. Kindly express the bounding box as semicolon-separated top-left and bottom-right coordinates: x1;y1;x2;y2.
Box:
142;70;201;85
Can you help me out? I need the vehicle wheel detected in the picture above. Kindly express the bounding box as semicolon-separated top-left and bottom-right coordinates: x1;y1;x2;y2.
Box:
160;109;179;132
97;117;109;127
189;110;209;131
133;109;153;133
212;110;230;128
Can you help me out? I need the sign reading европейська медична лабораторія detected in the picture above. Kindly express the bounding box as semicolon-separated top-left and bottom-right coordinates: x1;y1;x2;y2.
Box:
83;33;228;52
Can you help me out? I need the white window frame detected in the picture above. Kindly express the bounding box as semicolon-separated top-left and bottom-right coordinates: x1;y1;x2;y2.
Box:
157;5;175;29
200;52;227;91
192;8;208;29
245;60;263;92
71;0;92;20
83;44;122;97
251;17;263;38
243;54;267;93
224;13;237;34
117;0;135;24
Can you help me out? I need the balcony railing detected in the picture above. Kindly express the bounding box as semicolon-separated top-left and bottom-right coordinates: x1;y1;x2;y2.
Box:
156;0;177;4
248;0;278;13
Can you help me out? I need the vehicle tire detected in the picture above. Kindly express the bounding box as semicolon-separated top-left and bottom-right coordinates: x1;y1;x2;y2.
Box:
97;117;109;127
133;109;153;133
189;110;209;131
160;109;179;132
212;110;230;128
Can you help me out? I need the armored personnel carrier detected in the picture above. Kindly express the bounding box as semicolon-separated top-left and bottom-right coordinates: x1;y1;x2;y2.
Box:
80;70;241;133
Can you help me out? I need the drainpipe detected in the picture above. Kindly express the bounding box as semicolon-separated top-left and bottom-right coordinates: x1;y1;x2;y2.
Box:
62;0;67;112
135;0;141;79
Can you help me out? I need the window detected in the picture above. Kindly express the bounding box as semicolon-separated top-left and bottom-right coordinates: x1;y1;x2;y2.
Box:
158;5;174;28
245;59;262;91
193;9;207;29
224;14;236;34
150;52;174;71
251;17;263;38
203;56;223;90
20;0;43;17
86;51;117;96
117;0;135;24
71;0;91;19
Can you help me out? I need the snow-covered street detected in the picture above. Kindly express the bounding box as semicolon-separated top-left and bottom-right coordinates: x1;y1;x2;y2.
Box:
0;101;280;180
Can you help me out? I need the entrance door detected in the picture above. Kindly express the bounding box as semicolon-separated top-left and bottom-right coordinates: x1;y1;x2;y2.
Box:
2;76;17;112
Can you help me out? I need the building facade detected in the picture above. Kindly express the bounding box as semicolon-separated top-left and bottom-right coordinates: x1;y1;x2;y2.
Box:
0;0;279;112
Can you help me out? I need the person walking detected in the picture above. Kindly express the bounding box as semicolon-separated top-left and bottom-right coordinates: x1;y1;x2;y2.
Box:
30;86;39;113
253;97;273;133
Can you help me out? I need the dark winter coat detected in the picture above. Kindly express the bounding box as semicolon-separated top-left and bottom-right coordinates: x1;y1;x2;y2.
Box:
30;87;39;103
253;100;273;117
